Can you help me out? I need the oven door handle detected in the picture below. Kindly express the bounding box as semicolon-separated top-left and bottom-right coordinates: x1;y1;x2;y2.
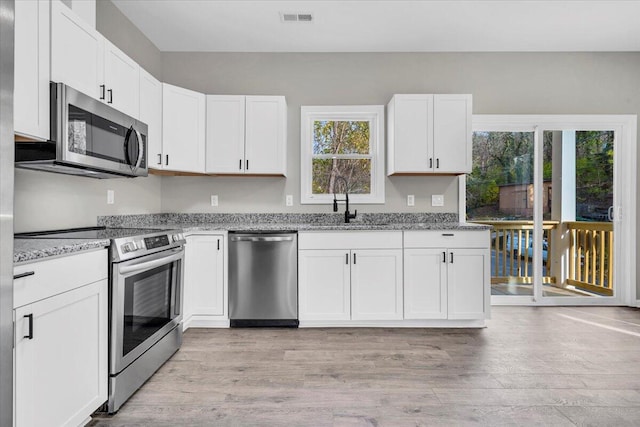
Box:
119;250;184;275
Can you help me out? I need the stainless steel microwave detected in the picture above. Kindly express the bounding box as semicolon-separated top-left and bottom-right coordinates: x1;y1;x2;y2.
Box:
15;82;148;178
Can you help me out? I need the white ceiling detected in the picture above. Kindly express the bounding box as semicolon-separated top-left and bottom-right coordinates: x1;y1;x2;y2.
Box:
111;0;640;53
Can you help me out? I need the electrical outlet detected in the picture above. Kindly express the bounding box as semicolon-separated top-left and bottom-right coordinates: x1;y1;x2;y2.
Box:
286;195;293;206
432;194;444;207
210;195;219;207
107;190;114;205
407;195;415;206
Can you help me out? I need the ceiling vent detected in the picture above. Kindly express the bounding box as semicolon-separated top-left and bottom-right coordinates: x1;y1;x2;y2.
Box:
280;12;313;23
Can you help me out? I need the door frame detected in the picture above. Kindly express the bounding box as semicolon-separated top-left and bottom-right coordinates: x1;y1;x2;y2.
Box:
460;115;637;306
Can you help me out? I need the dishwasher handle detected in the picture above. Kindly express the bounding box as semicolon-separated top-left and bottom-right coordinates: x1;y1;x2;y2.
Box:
230;236;295;242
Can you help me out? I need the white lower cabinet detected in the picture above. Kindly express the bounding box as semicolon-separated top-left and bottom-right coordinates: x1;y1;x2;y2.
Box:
183;234;227;327
350;250;403;320
403;230;490;321
298;250;351;321
446;249;487;319
403;249;448;319
298;232;403;324
13;250;108;427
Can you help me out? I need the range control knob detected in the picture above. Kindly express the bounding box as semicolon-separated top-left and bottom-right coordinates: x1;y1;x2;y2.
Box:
122;242;137;253
172;234;182;243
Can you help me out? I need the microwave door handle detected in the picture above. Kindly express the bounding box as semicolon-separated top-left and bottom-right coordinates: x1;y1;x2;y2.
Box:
123;126;133;166
119;250;184;275
134;128;144;169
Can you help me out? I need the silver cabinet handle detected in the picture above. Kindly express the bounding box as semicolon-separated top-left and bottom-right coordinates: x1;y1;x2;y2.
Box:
230;236;294;242
442;233;454;237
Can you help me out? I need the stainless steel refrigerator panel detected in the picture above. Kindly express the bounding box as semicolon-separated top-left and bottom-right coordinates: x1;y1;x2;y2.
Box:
0;0;14;424
229;233;298;321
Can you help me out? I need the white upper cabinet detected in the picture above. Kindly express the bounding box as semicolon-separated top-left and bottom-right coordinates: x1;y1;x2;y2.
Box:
205;95;246;174
206;95;287;175
162;83;206;173
14;0;50;141
51;0;140;118
387;94;472;175
244;96;287;175
433;95;473;174
51;0;104;100
103;39;140;118
139;68;163;169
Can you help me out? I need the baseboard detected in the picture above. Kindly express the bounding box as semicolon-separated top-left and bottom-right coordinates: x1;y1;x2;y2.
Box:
636;300;640;308
299;319;486;328
183;315;230;330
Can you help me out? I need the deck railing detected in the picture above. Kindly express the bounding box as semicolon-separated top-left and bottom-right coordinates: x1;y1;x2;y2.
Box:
566;221;613;296
472;221;559;284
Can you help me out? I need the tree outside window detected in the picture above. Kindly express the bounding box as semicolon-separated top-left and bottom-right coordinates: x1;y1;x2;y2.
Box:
300;106;385;204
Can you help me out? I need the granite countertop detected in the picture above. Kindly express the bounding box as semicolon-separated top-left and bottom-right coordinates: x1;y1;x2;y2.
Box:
98;213;492;233
167;221;490;232
15;213;491;263
14;238;110;264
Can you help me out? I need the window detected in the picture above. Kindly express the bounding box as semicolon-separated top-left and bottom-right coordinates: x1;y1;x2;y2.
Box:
300;105;385;204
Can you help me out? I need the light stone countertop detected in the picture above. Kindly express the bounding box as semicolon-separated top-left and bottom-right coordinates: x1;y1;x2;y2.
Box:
14;238;110;264
16;213;491;263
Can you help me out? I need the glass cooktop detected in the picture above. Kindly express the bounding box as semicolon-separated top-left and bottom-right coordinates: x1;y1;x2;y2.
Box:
15;227;168;240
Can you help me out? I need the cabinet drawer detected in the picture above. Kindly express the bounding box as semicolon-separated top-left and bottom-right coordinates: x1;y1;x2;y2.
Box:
404;230;489;249
299;231;403;250
14;249;108;308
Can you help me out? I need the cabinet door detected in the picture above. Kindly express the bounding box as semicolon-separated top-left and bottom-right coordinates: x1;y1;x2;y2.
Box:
244;96;287;175
403;249;447;319
205;95;246;174
139;68;163;169
51;0;104;100
104;40;140;118
14;0;49;140
447;249;486;319
14;280;107;427
351;249;403;320
433;94;472;174
388;94;433;174
299;250;351;321
162;83;206;172
184;235;225;318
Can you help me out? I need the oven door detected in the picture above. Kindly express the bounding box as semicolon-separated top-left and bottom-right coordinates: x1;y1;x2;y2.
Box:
111;247;184;375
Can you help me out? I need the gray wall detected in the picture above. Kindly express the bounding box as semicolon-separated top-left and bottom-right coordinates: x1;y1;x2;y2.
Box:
160;52;640;216
96;0;162;79
14;170;161;232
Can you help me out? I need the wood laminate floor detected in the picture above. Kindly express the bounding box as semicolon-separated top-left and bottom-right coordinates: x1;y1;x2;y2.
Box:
90;306;640;426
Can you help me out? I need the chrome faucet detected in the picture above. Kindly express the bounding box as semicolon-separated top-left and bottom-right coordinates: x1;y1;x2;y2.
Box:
333;176;357;223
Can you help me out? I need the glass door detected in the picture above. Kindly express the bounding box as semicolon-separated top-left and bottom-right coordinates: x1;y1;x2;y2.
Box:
540;130;615;302
466;115;634;306
466;130;539;300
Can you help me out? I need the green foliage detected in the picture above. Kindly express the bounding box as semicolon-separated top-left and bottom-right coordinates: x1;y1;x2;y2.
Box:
466;130;614;221
312;121;371;194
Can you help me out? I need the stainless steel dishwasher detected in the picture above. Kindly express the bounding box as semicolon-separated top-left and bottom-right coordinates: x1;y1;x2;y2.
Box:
229;231;298;327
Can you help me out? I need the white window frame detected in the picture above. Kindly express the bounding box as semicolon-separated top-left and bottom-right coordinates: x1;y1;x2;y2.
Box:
300;105;385;204
460;114;637;307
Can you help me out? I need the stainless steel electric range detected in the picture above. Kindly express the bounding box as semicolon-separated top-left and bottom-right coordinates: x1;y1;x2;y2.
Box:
16;227;186;413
